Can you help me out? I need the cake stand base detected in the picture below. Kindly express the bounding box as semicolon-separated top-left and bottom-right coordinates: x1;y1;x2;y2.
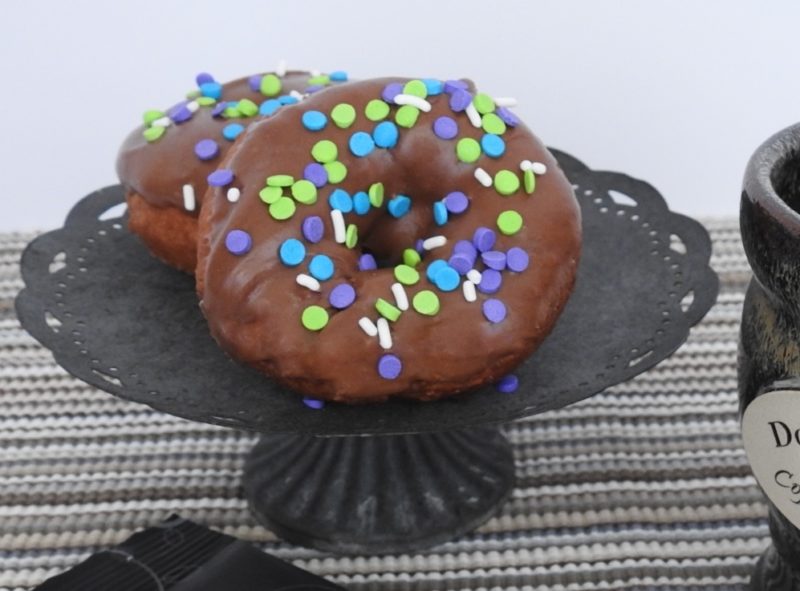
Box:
751;545;799;590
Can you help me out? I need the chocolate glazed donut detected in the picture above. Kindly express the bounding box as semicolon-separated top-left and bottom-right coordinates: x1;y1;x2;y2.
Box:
196;77;581;403
116;69;349;273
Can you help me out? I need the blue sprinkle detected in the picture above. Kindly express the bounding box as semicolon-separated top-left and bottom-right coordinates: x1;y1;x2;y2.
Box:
349;131;376;157
279;238;306;267
330;70;349;82
426;259;448;282
222;123;245;141
309;254;335;281
353;191;371;215
227;101;239;110
199;81;222;99
423;78;444;96
433;201;448;226
278;94;299;105
387;195;411;218
328;188;353;213
373;121;399;148
434;265;460;292
481;134;506;158
302;110;327;131
259;99;282;116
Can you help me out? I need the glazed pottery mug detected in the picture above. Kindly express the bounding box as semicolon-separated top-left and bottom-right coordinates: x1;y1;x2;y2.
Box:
740;122;800;589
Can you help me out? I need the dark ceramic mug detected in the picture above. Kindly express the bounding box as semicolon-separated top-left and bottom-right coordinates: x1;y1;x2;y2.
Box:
740;122;800;589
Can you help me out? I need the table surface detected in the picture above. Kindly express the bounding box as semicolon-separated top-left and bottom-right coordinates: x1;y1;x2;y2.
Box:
0;219;769;591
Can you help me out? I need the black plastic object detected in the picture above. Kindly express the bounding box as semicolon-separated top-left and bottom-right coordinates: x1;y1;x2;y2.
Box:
15;149;719;553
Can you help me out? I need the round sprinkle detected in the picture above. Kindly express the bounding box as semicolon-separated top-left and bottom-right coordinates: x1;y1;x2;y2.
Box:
473;227;497;252
200;82;222;99
359;253;378;271
481;134;506;158
473;93;496;114
449;89;472;112
260;99;282;116
279;238;306;266
381;82;404;103
208;169;234;187
222;123;245;141
329;283;356;309
433;116;458;140
433;202;448;226
412;290;440;316
403;248;421;267
387;195;411;218
248;74;261;91
376;298;401;322
365;99;391;121
524;169;536;194
482;113;507;135
345;224;358;249
378;354;402;380
301;305;329;331
143;109;165;125
197;97;216;107
196;72;215;86
454;239;478;258
331;103;356;128
278;94;299;105
225;230;251;255
349;131;376;157
448;253;473;275
143;126;165;142
328;188;353;213
304;163;328;188
330;70;348;81
395;105;419;128
426;259;448;282
353;191;371;215
482;250;507;270
443;191;469;214
373;121;399;148
403;79;428;98
260;74;281;96
309;254;334;281
478;269;503;294
368;182;385;207
496;107;519;127
194;139;219;160
259;186;282;204
497;210;523;235
303;397;325;409
506;247;530;272
266;174;294;187
302;215;325;243
495;374;519;393
290;180;317;205
433;266;460;292
269;197;296;220
494;170;521;195
302;110;328;131
482;299;507;323
237;98;258;117
394;264;420;285
456;138;481;163
324;161;348;183
312;140;338;163
423;78;444;95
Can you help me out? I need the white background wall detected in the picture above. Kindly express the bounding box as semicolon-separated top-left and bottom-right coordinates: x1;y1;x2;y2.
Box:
1;0;798;231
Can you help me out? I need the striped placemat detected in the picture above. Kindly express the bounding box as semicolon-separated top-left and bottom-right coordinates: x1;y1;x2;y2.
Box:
0;219;769;590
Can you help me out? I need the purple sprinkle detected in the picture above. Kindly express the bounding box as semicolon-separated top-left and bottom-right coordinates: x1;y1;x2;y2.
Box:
443;191;469;214
306;85;324;94
495;374;519;393
303;397;325;409
302;216;324;243
248;74;262;92
194;139;219;161
444;79;469;94
381;82;404;104
473;227;496;252
481;250;507;271
448;253;474;275
482;298;507;323
506;247;530;272
449;89;472;112
378;354;402;380
211;101;227;118
168;103;192;124
207;169;234;187
496;107;520;127
358;253;377;271
478;269;502;294
195;72;215;86
303;162;328;188
453;239;478;259
225;230;251;256
329;283;356;309
433;116;458;140
415;239;425;254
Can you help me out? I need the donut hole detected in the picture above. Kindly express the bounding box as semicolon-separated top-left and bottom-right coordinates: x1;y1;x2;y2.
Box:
359;207;434;268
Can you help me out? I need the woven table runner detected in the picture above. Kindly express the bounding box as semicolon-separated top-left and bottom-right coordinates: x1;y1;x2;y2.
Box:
0;220;770;590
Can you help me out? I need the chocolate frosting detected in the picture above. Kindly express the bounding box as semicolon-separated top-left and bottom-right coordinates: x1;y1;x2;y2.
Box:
196;78;581;403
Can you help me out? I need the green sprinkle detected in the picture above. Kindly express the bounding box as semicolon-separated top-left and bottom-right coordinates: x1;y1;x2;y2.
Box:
185;89;201;99
456;138;481;163
331;103;356;128
223;106;240;118
473;93;495;115
197;97;216;107
324;161;348;184
142;109;165;125
395;105;419;128
345;224;358;249
291;180;318;204
494;170;521;196
394;264;420;285
524;169;536;194
259;186;283;204
403;79;428;98
482;113;507;135
308;74;330;86
376;298;402;322
260;74;282;96
365;99;390;121
143;126;165;142
311;140;338;163
237;98;258;117
368;182;384;207
412;290;440;316
301;305;329;331
266;174;294;187
402;248;421;267
497;210;523;235
269;197;296;220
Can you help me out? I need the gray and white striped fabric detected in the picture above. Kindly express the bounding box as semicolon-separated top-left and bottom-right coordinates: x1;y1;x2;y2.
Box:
0;220;770;590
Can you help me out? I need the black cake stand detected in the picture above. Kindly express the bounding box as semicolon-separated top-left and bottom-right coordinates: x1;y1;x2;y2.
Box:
15;150;718;554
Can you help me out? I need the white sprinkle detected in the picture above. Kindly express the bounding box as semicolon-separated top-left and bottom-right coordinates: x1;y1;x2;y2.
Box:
377;318;393;349
422;235;447;251
290;90;304;101
393;94;432;112
182;184;196;212
151;116;171;128
310;69;322;77
296;274;321;292
391;283;409;311
532;161;548;175
494;97;518;107
359;317;378;337
462;280;477;302
467;269;482;285
226;187;241;203
465;102;482;128
276;59;288;77
331;209;346;243
520;160;533;172
474;167;492;187
186;100;200;113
